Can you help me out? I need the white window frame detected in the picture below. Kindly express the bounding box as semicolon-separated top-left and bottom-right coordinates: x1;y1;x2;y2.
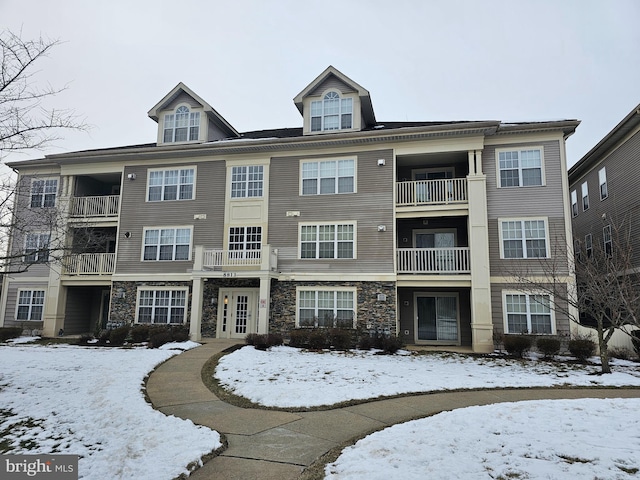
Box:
599;167;608;200
603;224;612;255
496;147;545;188
300;158;356;195
146;166;196;202
15;289;46;321
163;105;200;143
310;91;353;132
135;287;188;324
570;190;578;217
24;232;50;263
502;291;556;335
142;226;193;261
498;217;549;259
581;181;589;211
230;165;264;198
585;233;593;258
296;286;357;328
30;178;58;208
299;222;356;259
228;226;262;259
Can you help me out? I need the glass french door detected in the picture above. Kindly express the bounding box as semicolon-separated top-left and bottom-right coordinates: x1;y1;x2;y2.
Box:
416;295;459;343
218;289;258;338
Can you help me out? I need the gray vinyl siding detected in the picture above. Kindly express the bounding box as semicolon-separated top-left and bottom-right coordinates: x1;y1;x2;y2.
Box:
115;160;226;274
269;149;395;274
570;129;640;268
3;282;48;329
488;216;569;276
491;283;571;337
165;92;201;110
308;76;356;97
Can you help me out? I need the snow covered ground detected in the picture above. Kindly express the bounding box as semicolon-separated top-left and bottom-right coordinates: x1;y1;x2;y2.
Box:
1;340;639;480
0;340;221;480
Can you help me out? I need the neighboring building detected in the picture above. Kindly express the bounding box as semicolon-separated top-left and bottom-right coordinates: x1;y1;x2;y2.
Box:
0;66;580;352
568;103;640;348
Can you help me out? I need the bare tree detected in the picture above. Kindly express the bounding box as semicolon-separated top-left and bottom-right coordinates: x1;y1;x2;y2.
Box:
510;219;640;374
1;29;86;158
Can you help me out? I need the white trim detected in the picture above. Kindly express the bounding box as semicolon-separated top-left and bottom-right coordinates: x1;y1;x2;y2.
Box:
23;232;50;264
495;146;545;188
145;165;197;202
570;190;578;217
135;286;189;324
295;285;357;328
29;177;58;208
581;181;589;211
598;166;608;200
299;157;357;196
230;165;264;199
498;217;549;259
15;288;46;321
298;221;357;259
160;103;202;144
140;225;193;262
502;290;556;335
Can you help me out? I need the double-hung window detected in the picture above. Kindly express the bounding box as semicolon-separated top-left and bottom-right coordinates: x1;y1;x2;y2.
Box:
498;148;543;187
30;179;58;208
599;167;608;200
504;292;553;334
301;159;355;195
585;233;593;258
137;289;187;324
16;290;45;321
143;227;191;261
310;92;353;132
147;167;195;201
603;225;612;255
163;106;200;142
581;181;589;211
500;219;548;259
24;233;50;263
300;223;355;259
571;190;578;217
228;226;262;259
231;166;264;198
298;288;355;328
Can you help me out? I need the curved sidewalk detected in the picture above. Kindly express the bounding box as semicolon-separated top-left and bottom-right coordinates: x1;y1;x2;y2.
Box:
146;339;640;480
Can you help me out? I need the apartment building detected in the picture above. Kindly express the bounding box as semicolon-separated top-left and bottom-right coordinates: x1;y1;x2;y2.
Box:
0;66;579;352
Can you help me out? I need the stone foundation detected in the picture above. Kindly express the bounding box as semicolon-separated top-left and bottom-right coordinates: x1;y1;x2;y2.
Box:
110;281;192;325
201;278;260;337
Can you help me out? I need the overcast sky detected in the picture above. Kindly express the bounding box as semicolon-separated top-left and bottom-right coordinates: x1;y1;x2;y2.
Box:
2;0;639;168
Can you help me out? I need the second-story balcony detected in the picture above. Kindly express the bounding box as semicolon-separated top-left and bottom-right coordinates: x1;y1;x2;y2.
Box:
396;178;467;207
70;195;120;219
196;245;278;273
64;253;116;276
397;247;470;274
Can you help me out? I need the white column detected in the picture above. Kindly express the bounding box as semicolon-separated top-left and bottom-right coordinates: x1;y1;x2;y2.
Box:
257;275;271;334
190;277;203;341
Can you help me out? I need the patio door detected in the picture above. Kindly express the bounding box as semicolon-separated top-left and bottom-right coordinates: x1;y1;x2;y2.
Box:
414;231;455;272
218;289;258;339
415;294;459;344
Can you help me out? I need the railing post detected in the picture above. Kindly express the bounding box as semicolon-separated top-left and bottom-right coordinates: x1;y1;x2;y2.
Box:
193;245;204;271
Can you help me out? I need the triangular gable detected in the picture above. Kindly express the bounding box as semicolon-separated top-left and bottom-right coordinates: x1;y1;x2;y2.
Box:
148;82;239;138
293;66;376;126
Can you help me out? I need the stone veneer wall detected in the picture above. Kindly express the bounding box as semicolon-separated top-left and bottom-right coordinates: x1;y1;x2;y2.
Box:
201;278;260;337
269;280;396;337
110;281;192;326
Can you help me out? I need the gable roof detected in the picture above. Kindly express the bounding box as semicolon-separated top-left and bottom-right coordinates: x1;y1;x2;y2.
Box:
293;66;376;126
147;82;240;138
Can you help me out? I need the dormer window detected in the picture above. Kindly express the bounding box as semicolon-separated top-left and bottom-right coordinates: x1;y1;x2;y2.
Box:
163;106;200;142
311;92;353;132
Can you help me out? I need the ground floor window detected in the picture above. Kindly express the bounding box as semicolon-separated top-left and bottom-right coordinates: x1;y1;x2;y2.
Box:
297;288;355;328
16;290;45;321
504;292;553;334
136;288;187;324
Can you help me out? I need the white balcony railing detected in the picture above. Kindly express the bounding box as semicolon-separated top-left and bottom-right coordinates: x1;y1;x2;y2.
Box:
64;253;116;275
199;245;278;272
397;247;471;274
396;178;467;206
70;195;120;218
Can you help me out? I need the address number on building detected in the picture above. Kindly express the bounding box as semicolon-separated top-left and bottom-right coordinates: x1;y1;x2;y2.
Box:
222;272;237;277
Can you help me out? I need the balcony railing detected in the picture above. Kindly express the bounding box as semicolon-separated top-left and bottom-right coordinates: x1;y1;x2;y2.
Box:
64;253;116;275
397;247;471;274
396;178;467;206
200;245;278;271
70;195;120;218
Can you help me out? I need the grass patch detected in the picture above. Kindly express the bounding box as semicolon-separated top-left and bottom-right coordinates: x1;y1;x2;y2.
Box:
558;454;593;464
0;408;43;453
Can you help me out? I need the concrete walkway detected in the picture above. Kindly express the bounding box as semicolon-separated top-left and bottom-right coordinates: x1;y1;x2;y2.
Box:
146;339;640;480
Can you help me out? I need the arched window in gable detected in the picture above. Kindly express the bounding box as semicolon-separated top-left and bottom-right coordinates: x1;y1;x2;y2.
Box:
163;105;200;142
310;91;353;132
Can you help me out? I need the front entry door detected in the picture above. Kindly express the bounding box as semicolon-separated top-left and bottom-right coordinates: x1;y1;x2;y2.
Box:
218;289;258;339
415;294;459;344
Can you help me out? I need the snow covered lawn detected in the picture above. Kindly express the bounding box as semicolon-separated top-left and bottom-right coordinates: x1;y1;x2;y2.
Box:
215;346;640;408
325;398;640;480
0;340;221;480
